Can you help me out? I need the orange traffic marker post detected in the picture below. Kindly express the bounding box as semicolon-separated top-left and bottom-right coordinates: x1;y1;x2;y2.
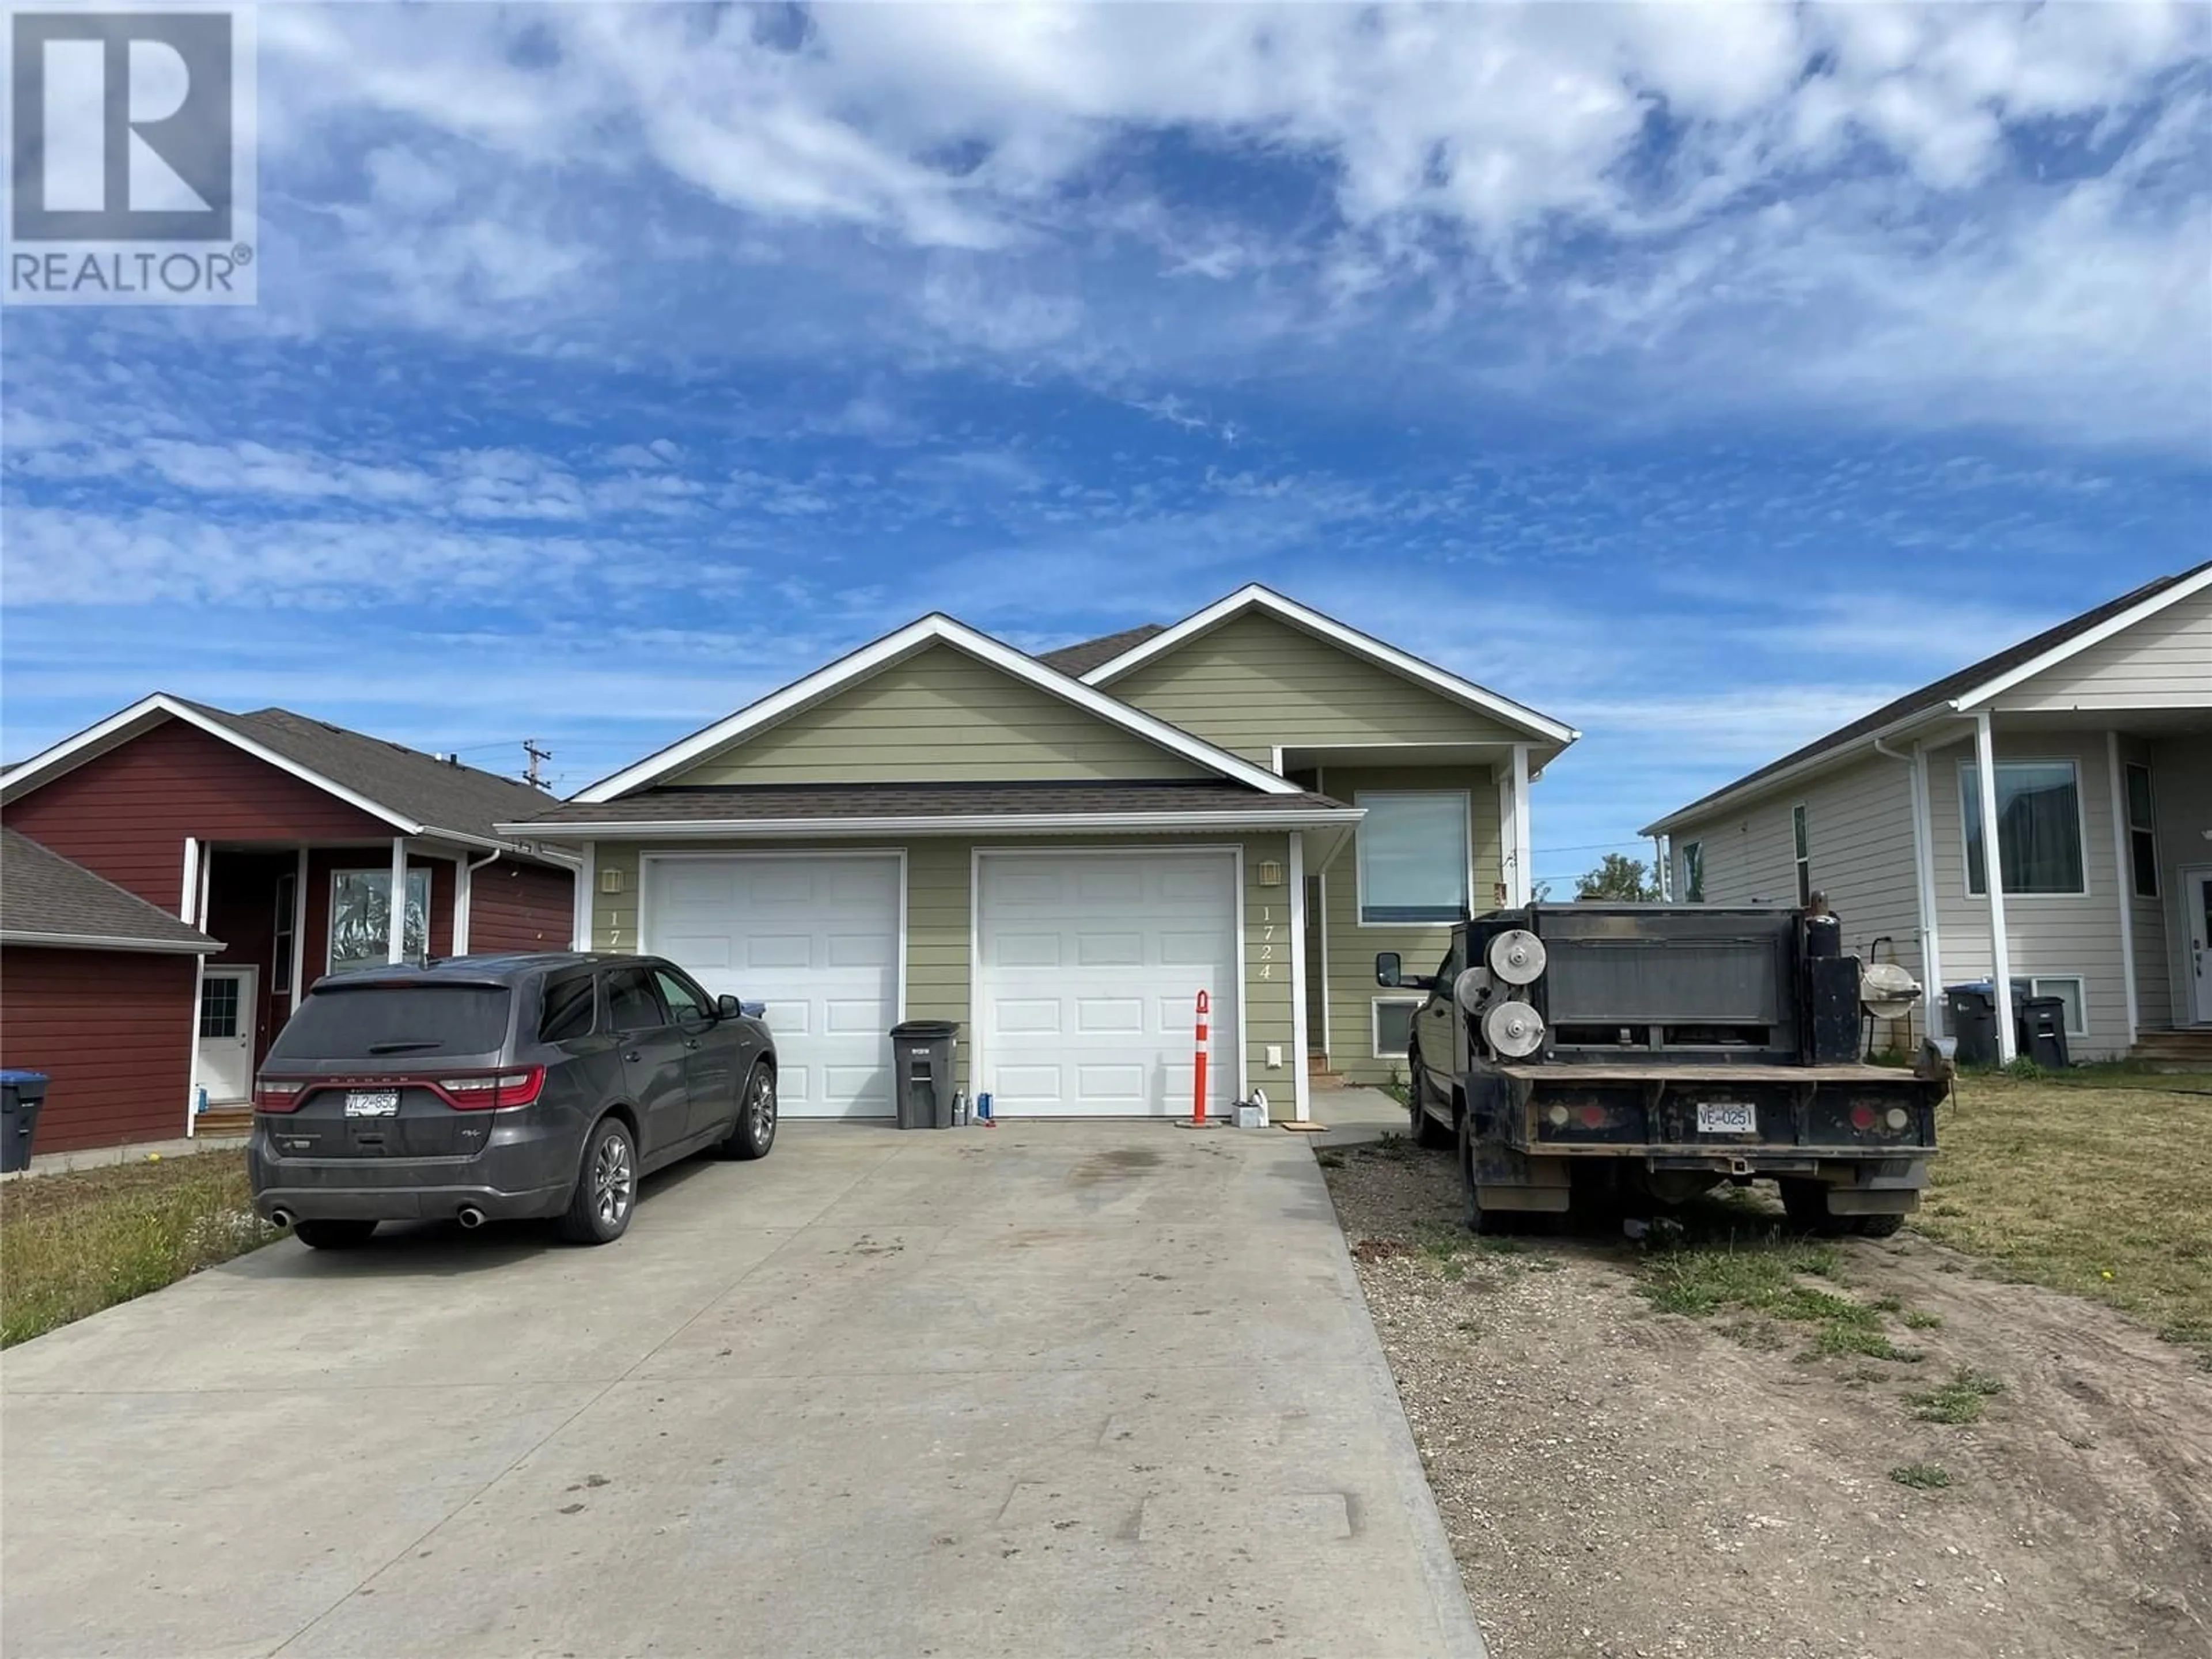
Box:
1176;990;1214;1129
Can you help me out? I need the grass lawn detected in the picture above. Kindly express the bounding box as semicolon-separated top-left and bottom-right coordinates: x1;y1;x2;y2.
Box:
1914;1071;2212;1358
1;1152;281;1347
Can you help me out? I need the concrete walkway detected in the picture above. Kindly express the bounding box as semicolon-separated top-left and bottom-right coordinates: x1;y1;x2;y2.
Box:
1;1121;1482;1659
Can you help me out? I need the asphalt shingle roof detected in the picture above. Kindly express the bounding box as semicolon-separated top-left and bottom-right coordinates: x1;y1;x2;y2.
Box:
1653;560;2212;827
1034;623;1166;677
173;701;562;846
1;828;218;950
514;781;1352;827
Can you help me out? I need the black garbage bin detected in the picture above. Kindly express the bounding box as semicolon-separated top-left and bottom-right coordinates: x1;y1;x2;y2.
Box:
1945;984;1999;1067
889;1021;960;1130
2016;997;2071;1069
1;1070;51;1173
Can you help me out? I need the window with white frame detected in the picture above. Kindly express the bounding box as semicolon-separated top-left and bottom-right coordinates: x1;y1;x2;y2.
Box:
1961;760;2085;896
1681;840;1705;903
329;868;431;972
1791;804;1811;907
1372;998;1422;1059
1356;791;1469;923
2009;975;2086;1037
2125;763;2158;899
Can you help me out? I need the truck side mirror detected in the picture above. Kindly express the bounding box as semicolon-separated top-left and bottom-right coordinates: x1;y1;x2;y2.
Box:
1374;952;1402;988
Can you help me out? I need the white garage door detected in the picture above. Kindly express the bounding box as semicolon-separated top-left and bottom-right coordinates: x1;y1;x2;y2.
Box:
644;854;900;1119
977;850;1237;1117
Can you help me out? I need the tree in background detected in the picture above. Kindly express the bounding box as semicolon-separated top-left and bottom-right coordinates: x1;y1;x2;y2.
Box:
1575;853;1661;902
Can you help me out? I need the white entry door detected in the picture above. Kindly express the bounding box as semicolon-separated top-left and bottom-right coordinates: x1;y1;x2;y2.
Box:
2189;869;2212;1025
196;967;256;1105
977;849;1237;1116
644;854;901;1118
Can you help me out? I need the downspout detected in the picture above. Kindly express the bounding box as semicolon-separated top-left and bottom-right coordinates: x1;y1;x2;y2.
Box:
458;849;502;957
1873;737;1942;1041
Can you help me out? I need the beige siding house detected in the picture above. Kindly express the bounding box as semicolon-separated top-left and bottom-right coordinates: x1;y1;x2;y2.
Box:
506;589;1575;1120
1644;563;2212;1063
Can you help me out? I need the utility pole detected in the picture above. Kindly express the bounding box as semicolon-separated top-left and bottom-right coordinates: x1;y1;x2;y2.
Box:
522;740;552;791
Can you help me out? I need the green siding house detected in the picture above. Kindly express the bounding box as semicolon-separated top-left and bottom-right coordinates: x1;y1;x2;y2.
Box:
504;588;1575;1122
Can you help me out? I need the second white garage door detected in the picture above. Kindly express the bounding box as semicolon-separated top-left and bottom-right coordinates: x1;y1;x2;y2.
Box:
976;849;1238;1117
643;854;900;1119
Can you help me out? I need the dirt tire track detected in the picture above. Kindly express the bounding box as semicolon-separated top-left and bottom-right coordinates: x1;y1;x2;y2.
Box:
1324;1142;2212;1659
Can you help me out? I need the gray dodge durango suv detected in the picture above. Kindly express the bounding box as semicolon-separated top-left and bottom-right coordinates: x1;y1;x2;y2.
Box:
249;953;777;1248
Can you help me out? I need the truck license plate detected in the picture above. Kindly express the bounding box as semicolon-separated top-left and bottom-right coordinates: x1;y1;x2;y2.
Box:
1696;1101;1757;1135
344;1090;400;1118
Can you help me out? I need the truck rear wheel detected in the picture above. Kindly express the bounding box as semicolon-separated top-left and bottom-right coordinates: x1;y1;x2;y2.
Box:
1407;1049;1454;1150
1458;1110;1499;1235
1782;1178;1905;1238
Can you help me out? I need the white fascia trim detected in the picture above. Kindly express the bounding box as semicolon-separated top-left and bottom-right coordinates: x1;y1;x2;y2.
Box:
573;613;1301;802
0;694;422;833
510;809;1368;840
1081;585;1580;747
1;929;221;954
1646;565;2212;838
1639;706;1967;838
1959;563;2212;709
421;824;583;865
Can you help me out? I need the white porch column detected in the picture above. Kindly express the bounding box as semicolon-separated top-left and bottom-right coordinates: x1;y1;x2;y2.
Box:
1289;832;1312;1123
183;838;206;1135
1907;743;1944;1039
1973;712;2016;1063
2105;729;2141;1047
387;838;409;964
1651;835;1669;902
1509;744;1533;906
573;843;596;952
453;855;473;957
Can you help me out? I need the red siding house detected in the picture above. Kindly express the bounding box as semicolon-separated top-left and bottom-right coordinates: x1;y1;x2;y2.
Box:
1;695;577;1149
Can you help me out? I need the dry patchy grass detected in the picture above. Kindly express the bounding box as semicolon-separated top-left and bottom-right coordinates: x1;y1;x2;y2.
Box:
1;1152;280;1346
1916;1073;2212;1358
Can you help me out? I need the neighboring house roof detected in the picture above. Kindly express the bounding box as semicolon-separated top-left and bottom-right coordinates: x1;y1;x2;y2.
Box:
0;694;574;859
1642;559;2212;836
1080;584;1580;748
513;781;1356;836
1035;623;1168;677
1;827;221;954
572;613;1304;804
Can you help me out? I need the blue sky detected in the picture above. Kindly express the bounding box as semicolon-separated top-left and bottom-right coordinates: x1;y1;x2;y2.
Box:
4;2;2209;887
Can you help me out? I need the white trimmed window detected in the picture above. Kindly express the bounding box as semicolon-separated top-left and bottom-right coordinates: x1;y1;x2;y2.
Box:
1356;791;1469;924
2010;975;2087;1037
1372;998;1422;1059
1961;760;2085;896
2124;764;2158;899
1791;804;1811;906
1681;840;1705;903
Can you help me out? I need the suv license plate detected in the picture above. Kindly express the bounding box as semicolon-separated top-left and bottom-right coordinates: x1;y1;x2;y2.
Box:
1696;1101;1756;1135
344;1090;400;1118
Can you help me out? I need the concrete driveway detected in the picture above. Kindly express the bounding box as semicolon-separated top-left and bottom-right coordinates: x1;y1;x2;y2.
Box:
2;1122;1481;1659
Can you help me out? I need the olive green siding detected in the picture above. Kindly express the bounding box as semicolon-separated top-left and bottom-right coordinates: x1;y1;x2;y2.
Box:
1305;763;1503;1088
671;645;1210;786
1104;613;1527;763
584;831;1297;1108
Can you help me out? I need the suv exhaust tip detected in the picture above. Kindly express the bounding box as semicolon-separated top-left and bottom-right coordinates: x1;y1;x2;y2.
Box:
456;1206;487;1230
269;1207;296;1230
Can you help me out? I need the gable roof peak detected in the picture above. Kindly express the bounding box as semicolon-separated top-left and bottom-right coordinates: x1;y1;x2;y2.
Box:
572;609;1303;803
1081;584;1580;747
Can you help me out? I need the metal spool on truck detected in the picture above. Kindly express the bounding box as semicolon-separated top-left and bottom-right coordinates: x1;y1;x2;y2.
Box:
1377;903;1946;1236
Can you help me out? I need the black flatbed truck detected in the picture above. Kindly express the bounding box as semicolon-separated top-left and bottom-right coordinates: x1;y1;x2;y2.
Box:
1378;903;1944;1236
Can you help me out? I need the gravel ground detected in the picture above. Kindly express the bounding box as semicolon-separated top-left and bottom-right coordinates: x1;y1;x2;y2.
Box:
1321;1138;2212;1659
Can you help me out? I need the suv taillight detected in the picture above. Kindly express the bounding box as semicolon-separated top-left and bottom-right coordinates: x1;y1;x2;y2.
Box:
437;1067;546;1110
255;1078;308;1113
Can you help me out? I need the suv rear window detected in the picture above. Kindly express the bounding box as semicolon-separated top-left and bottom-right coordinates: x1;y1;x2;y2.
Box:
270;985;513;1061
